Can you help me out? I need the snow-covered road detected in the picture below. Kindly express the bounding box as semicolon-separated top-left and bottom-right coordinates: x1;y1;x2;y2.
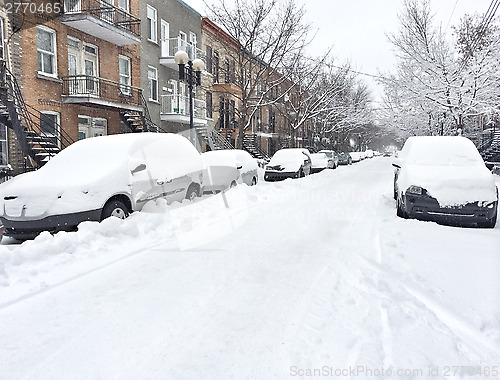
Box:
0;158;499;379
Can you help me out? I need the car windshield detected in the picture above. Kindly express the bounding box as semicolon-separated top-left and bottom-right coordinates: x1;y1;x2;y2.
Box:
401;137;484;166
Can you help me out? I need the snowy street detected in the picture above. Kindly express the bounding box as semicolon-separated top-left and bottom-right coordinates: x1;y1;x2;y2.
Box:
0;157;499;379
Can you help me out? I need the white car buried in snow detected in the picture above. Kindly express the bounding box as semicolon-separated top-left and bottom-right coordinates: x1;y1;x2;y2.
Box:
310;152;334;173
0;133;205;240
264;148;312;181
393;136;498;228
202;149;259;186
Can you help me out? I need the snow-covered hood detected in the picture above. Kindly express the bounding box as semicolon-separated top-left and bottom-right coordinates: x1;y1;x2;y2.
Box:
399;164;498;207
266;150;307;172
0;168;128;219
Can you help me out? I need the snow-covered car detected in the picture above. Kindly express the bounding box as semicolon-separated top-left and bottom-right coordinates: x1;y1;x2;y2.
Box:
0;133;205;240
202;164;240;194
365;149;374;158
338;152;352;165
202;149;258;186
318;150;339;168
393;136;498;228
264;148;312;181
349;152;361;162
310;153;334;173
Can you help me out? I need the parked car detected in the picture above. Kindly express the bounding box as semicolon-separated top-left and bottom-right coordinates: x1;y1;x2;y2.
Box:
0;133;205;240
349;152;362;163
393;136;498;228
338;152;352;165
202;149;258;186
310;153;334;173
365;149;374;158
318;150;339;168
264;148;312;181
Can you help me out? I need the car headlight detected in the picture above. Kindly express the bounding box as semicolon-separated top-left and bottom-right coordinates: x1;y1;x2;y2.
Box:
407;185;423;195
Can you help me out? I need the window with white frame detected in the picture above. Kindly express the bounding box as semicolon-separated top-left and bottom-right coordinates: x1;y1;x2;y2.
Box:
40;111;60;147
147;5;157;43
119;55;131;95
37;25;57;76
0;123;8;166
0;18;4;59
148;66;158;102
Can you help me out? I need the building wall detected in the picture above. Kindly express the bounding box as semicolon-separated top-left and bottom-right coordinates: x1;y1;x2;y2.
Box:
140;0;203;133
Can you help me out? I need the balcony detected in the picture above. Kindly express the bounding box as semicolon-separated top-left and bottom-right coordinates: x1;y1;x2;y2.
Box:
159;38;205;70
61;0;141;46
160;94;207;125
61;75;142;111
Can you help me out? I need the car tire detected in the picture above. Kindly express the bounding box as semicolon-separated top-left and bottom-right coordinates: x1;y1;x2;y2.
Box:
186;184;200;201
479;207;497;228
102;200;129;221
299;169;305;178
230;180;237;188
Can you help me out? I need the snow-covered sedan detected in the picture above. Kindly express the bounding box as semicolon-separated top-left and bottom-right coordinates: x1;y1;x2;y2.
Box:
264;148;312;181
0;133;205;240
310;152;335;173
202;149;258;186
318;150;339;168
393;136;498;228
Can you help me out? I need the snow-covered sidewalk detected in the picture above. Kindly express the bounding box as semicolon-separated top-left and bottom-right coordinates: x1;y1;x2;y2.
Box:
0;158;499;379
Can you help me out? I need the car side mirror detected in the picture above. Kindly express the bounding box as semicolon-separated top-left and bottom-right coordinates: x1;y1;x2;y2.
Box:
236;162;243;170
392;158;402;169
131;163;147;174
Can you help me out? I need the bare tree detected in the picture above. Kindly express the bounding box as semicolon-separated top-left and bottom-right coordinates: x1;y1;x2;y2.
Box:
379;0;500;138
205;0;314;148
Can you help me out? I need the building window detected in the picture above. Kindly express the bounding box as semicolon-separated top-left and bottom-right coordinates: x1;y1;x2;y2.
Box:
147;5;157;43
224;58;230;83
78;116;108;139
0;123;7;166
0;18;4;59
205;45;212;74
119;55;131;95
206;92;212;119
40;111;60;147
213;50;219;84
37;25;57;76
148;66;158;101
219;96;224;129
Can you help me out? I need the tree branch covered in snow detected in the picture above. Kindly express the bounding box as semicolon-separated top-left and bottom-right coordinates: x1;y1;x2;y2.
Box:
378;0;500;138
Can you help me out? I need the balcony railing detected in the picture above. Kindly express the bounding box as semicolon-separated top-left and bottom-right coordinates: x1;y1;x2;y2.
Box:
159;38;205;69
161;94;206;120
63;0;140;38
62;75;142;109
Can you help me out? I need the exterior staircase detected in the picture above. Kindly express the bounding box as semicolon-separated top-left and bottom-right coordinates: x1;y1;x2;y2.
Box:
478;129;500;169
242;133;270;160
195;124;234;151
0;60;74;170
120;94;159;133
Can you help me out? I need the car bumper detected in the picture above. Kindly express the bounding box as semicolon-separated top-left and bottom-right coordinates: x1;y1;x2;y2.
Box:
264;171;299;181
0;209;102;240
404;194;497;226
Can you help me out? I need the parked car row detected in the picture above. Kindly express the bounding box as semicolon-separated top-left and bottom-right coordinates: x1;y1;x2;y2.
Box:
0;133;259;241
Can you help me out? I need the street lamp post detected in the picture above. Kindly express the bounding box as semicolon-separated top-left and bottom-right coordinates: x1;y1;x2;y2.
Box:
173;50;205;146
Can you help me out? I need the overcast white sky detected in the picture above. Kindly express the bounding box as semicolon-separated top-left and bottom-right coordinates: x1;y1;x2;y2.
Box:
182;0;494;100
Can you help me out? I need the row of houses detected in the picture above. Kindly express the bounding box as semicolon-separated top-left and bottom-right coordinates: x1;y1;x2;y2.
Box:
0;0;314;177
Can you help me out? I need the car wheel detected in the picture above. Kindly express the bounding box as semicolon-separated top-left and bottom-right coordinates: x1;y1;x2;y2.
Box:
299;169;305;178
479;207;497;228
102;200;129;221
230;180;237;188
251;177;257;186
186;184;200;201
